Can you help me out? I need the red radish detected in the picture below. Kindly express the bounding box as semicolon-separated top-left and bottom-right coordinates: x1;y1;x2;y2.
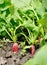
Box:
38;37;41;44
12;43;18;52
30;44;35;55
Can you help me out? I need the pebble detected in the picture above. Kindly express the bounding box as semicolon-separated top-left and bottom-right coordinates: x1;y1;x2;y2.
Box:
0;57;7;65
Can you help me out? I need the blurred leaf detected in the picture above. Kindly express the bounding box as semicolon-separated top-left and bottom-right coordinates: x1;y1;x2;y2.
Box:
25;44;47;65
11;0;30;8
0;0;4;4
38;14;47;33
9;4;14;15
42;0;47;10
31;0;45;17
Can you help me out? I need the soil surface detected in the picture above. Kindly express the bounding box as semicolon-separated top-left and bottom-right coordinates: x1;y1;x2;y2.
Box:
0;42;32;65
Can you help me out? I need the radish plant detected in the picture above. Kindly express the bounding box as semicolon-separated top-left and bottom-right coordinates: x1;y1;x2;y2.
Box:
0;0;47;53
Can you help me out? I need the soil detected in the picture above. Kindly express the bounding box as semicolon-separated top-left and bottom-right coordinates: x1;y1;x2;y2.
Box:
0;42;32;65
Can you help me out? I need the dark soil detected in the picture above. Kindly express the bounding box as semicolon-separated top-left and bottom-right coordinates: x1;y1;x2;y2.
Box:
0;42;32;65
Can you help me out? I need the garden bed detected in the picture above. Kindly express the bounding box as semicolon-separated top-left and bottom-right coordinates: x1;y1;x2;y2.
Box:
0;0;47;65
0;42;32;65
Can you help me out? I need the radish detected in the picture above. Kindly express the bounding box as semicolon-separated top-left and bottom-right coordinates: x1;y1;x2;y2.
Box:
30;44;35;55
12;43;18;52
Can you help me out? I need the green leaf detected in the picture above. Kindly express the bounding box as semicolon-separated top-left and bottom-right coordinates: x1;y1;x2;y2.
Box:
11;0;30;8
0;0;4;4
4;0;11;6
31;0;45;17
42;0;47;10
44;33;47;39
9;4;14;15
38;14;47;33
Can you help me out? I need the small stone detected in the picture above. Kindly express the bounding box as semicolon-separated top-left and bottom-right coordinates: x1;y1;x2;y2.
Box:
16;58;20;63
0;48;6;57
7;58;15;65
0;57;7;65
5;51;12;58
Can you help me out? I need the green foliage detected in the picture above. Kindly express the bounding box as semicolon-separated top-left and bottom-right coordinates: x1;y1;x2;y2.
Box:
0;0;47;50
38;14;47;33
42;0;47;10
